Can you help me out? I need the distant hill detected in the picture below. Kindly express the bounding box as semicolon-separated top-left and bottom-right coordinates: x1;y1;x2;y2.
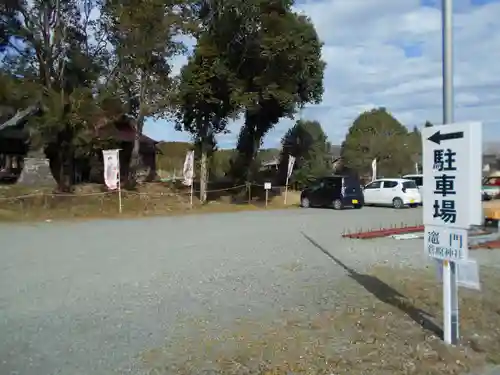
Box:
156;141;191;158
155;141;342;173
155;141;281;175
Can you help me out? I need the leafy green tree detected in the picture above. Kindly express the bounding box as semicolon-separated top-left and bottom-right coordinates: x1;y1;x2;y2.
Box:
210;148;236;179
277;119;331;186
1;0;107;191
174;34;240;202
197;0;325;183
0;1;19;52
0;72;40;125
101;0;192;186
156;141;192;174
341;108;415;177
407;126;422;172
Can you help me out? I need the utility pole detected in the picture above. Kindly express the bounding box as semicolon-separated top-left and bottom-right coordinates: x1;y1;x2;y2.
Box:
441;0;459;346
442;0;453;125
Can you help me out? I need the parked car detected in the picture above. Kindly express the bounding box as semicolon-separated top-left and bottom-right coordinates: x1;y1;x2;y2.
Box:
402;174;423;191
482;173;500;199
402;173;424;206
404;172;484;203
363;178;421;208
300;175;364;209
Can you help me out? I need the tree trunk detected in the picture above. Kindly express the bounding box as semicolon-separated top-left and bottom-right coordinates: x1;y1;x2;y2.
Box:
233;115;265;184
46;127;74;192
200;147;208;204
128;117;144;187
129;134;140;186
57;145;73;192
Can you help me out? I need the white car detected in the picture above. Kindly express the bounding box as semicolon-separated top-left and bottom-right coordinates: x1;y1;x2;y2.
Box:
402;174;424;205
363;178;422;208
402;174;423;192
403;173;484;202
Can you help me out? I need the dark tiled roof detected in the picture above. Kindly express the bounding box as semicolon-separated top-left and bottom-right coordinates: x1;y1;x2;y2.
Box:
97;125;158;145
113;129;158;144
0;105;15;123
0;105;39;132
0;105;159;145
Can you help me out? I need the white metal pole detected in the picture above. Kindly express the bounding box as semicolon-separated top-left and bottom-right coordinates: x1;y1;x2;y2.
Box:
190;153;194;207
118;179;122;213
441;0;459;345
118;150;122;214
284;176;289;204
190;181;194;207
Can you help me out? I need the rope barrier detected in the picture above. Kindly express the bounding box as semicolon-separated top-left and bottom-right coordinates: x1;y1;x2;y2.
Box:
0;193;44;200
251;183;286;189
121;183;248;196
0;183;279;202
0;191;114;201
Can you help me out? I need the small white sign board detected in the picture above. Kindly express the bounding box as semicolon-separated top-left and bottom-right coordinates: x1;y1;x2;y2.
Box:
435;258;481;290
264;182;272;190
422;122;482;228
391;233;424;240
424;225;469;261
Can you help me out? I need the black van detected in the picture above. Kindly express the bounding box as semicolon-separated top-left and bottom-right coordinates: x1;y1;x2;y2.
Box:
300;175;364;210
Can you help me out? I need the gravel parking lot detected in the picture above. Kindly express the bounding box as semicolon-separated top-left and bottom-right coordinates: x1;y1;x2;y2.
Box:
1;206;499;375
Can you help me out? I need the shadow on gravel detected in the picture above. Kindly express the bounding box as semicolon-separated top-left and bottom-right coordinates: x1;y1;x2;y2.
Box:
301;232;443;338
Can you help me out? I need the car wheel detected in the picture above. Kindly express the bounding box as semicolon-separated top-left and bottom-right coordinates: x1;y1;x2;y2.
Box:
333;199;343;210
392;197;404;209
301;197;310;208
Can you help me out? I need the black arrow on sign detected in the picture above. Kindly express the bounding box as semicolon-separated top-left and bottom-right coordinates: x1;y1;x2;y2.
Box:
427;130;464;145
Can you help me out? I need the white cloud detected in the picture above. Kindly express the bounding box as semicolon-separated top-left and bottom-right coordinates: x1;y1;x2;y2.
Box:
145;0;500;148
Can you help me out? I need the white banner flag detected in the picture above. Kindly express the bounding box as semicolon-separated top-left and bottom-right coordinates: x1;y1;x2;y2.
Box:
371;158;377;181
102;149;120;190
183;150;195;186
287;155;296;179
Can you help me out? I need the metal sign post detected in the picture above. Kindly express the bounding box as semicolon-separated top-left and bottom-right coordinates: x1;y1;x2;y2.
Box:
442;0;457;345
425;3;483;345
264;182;271;207
422;121;482;345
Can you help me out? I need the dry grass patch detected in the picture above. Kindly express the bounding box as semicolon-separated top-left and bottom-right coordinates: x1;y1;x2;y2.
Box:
142;265;500;375
281;190;301;206
0;183;298;222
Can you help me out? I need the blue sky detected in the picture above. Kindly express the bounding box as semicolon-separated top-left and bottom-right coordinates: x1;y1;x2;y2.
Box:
144;0;500;148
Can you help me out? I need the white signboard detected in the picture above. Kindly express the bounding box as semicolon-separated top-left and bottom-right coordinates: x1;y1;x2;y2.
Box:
425;225;469;261
182;150;194;186
287;155;296;179
102;149;120;190
422;122;482;228
264;182;272;190
435;258;481;290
